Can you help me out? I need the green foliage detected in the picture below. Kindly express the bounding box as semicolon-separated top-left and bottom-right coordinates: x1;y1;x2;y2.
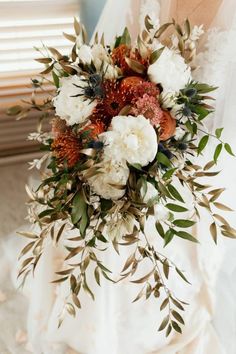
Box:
71;190;88;237
157;152;172;167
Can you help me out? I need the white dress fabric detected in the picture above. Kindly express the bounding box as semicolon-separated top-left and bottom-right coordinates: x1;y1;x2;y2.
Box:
4;1;236;353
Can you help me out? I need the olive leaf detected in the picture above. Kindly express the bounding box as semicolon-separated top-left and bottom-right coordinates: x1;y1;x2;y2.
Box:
158;315;169;331
167;184;184;202
172;310;185;325
175;267;191;284
173;219;195;228
166;204;188;212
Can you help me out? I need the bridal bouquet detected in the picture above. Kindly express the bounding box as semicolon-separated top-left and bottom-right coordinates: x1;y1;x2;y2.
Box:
10;17;236;336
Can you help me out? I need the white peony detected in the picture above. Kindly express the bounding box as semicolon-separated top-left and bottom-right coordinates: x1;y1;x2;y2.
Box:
100;115;158;167
77;44;93;64
88;159;129;200
148;47;192;94
53;75;97;126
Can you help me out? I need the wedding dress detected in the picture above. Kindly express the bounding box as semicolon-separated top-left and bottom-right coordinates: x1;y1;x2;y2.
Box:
3;1;236;353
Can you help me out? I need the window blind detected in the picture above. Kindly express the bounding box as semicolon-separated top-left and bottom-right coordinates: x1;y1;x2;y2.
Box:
0;0;79;164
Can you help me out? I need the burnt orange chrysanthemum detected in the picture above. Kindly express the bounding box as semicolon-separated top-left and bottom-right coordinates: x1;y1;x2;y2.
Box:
52;130;80;168
92;80;127;125
81;121;105;141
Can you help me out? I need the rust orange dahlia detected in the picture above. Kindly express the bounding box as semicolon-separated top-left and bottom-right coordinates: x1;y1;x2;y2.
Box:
52;130;80;168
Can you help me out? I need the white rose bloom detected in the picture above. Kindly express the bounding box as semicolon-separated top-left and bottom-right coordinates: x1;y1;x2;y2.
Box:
53;75;97;126
88;159;129;200
154;203;170;222
77;44;93;64
100;115;158;167
148;47;192;94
